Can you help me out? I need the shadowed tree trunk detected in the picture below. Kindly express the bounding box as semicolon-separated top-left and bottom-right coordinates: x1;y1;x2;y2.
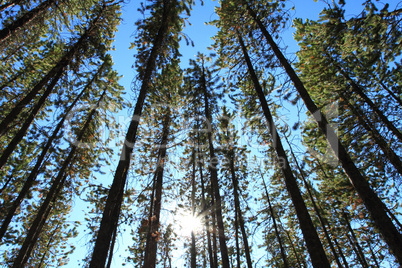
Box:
237;30;330;268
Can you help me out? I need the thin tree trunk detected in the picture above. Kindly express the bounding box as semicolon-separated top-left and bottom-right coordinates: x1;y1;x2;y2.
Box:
283;135;343;268
261;173;289;268
367;237;380;268
334;236;350;268
88;1;172;266
36;221;59;268
0;0;56;42
191;149;197;268
197;143;215;268
210;190;218;268
200;60;230;268
237;30;330;268
245;4;402;263
282;226;303;268
234;203;241;268
342;211;369;268
142;110;171;268
227;150;253;268
12;89;106;267
0;63;104;241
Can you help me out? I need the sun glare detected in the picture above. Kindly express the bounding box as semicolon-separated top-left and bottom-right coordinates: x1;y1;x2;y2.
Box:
174;211;203;237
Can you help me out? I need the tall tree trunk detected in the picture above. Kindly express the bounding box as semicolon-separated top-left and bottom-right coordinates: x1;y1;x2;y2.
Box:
191;149;197;268
0;63;104;241
197;143;215;268
234;204;241;268
228;154;252;268
88;1;172;266
12;89;106;267
0;0;56;42
200;61;230;268
142;110;171;268
245;4;402;263
281;225;303;268
342;211;369;268
334;236;350;268
283;135;344;268
237;31;330;268
210;189;219;268
367;237;380;268
261;173;289;268
0;7;104;138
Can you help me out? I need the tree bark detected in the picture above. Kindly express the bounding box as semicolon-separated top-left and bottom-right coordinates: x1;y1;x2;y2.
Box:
245;4;402;263
237;30;330;268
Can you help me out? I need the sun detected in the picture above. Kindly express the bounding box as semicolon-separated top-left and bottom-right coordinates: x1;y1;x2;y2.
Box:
174;210;203;237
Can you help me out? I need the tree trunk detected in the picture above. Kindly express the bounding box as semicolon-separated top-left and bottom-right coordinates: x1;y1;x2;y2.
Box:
237;30;330;268
200;60;230;268
197;143;215;268
245;4;402;263
334;236;350;268
142;110;171;268
342;211;369;268
228;155;253;268
261;173;289;268
234;204;241;268
283;135;343;268
88;1;172;266
0;0;56;42
0;63;104;241
12;89;106;267
191;149;197;268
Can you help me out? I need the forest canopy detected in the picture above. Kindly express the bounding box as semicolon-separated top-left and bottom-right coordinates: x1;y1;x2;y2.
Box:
0;0;401;267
